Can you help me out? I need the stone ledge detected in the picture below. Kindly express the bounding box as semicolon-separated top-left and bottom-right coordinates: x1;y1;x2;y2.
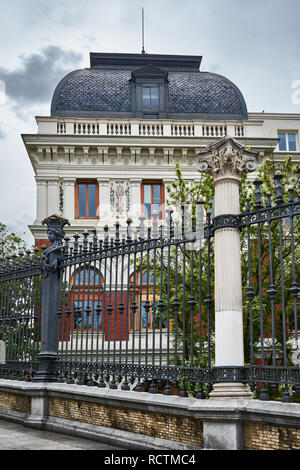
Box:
0;379;300;428
0;408;29;424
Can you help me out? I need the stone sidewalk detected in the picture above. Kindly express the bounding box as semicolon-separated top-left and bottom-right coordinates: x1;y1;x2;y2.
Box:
0;419;124;450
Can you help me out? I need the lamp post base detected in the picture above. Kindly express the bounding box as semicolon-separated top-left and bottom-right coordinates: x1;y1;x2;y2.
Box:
32;355;58;383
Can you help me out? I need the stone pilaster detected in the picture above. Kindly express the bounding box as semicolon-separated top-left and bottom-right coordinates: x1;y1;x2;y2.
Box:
47;178;60;216
97;177;111;222
35;177;47;222
129;178;142;222
63;178;76;221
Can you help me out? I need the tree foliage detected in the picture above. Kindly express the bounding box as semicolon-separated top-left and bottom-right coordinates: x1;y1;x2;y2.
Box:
0;223;27;258
148;156;299;373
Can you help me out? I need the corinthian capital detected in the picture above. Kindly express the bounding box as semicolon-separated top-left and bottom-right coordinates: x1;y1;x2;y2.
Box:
197;137;258;182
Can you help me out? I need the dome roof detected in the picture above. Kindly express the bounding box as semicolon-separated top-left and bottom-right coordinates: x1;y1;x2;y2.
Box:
50;53;248;120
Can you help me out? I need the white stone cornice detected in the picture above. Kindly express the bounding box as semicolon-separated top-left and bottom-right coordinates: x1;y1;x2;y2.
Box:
116;147;123;158
45;147;51;162
181;148;188;158
130;147;141;165
194;148;203;157
47;178;60;186
64;146;75;153
163;148;174;156
97;177;110;186
51;146;58;161
63;177;76;186
82;146;90;156
35;177;48;185
163;148;174;166
162;177;174;184
97;146;109;155
37;147;44;159
63;146;75;161
130;178;142;187
97;147;109;165
130;147;141;155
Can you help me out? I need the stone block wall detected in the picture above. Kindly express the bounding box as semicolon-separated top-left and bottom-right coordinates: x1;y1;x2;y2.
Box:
0;381;300;450
244;422;300;450
48;396;203;447
0;391;31;415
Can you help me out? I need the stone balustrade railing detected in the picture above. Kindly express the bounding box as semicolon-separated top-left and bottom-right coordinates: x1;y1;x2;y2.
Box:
42;118;246;139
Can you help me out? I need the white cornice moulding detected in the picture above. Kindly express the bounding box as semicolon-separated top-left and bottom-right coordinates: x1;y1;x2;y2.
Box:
97;177;110;185
63;177;76;185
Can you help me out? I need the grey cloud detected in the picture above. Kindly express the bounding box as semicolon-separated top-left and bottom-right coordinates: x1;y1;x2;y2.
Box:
0;128;5;140
0;46;83;105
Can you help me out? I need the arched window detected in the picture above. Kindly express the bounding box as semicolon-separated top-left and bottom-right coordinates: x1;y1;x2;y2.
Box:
129;271;167;331
73;268;101;285
71;267;103;331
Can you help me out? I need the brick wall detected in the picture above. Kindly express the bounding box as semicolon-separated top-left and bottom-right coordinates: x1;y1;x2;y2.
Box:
49;397;203;447
35;239;51;250
0;391;31;414
244;422;300;450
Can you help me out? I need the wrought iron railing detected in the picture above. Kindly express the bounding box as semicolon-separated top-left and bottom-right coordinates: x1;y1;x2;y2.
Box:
56;207;214;396
0;250;42;380
0;173;299;402
240;176;300;401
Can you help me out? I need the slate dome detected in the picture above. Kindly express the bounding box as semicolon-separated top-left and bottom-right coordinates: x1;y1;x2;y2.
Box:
51;53;248;120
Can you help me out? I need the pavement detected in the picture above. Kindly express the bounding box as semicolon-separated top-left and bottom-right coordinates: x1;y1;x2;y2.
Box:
0;419;124;450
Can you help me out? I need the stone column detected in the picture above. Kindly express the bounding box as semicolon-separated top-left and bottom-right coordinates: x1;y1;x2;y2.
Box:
197;137;258;399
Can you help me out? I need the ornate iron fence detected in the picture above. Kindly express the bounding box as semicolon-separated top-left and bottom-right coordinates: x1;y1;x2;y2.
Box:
0;173;299;402
240;175;300;401
0;250;42;380
56;207;214;397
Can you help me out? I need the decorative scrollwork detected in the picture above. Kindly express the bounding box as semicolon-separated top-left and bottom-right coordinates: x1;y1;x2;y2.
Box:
197;137;258;181
42;215;70;278
212;214;244;232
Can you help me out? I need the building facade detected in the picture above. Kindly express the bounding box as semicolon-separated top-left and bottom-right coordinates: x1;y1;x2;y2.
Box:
22;52;300;247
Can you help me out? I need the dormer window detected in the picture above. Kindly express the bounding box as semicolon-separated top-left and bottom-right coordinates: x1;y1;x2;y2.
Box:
142;86;160;109
131;64;168;118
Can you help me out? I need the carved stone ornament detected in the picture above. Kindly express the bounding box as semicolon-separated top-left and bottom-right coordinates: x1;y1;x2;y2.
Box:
197;137;258;181
41;214;70;277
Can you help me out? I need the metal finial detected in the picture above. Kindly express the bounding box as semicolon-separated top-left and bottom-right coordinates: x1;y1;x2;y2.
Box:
141;7;146;55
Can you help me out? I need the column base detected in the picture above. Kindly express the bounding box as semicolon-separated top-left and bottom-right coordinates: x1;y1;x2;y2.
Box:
32;355;58;383
209;382;253;399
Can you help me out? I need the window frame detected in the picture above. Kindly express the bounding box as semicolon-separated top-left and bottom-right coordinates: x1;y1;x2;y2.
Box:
141;180;165;220
141;85;160;111
75;180;99;219
278;131;298;152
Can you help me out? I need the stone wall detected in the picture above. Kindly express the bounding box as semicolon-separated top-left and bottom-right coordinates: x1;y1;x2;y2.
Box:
49;396;203;447
0;391;31;415
244;422;300;450
0;380;300;450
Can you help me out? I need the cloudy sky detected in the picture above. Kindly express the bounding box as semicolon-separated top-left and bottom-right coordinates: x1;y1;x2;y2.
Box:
0;0;300;246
